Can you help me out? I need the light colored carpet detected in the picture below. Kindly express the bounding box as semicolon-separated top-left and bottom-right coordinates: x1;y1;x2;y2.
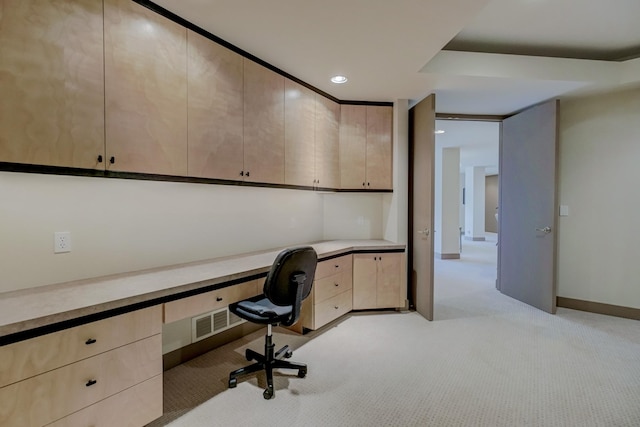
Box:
152;235;640;426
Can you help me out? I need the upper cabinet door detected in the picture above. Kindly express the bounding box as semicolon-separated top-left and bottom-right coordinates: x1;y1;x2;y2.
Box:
366;105;393;190
243;59;285;184
339;105;367;189
0;0;105;169
284;79;316;187
187;30;243;180
104;0;187;175
315;95;340;189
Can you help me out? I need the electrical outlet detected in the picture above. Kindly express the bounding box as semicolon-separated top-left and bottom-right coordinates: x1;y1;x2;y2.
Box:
54;231;71;253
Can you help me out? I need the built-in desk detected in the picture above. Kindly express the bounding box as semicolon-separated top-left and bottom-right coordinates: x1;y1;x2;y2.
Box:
0;240;404;427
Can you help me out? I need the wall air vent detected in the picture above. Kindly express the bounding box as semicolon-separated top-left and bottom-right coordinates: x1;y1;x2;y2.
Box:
192;307;246;342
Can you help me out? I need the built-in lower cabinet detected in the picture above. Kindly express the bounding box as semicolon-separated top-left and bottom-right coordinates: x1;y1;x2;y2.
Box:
0;306;163;427
297;254;353;332
353;252;404;310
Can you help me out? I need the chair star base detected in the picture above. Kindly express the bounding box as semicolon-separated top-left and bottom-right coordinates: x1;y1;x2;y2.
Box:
228;325;307;399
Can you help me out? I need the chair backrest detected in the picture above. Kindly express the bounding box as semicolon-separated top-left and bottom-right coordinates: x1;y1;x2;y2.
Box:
263;246;317;307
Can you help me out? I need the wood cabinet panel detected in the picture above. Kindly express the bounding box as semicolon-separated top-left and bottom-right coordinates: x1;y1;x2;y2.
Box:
0;335;162;427
339;105;367;189
376;253;402;308
243;59;285;184
314;289;352;330
104;0;187;175
187;30;244;180
46;375;162;427
353;252;403;309
0;305;161;389
315;254;352;279
284;79;316;186
163;279;260;324
0;0;104;169
353;255;378;309
315;96;340;189
366;105;393;189
314;270;353;304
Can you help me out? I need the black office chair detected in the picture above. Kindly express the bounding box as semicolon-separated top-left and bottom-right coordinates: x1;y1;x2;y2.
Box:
228;246;317;399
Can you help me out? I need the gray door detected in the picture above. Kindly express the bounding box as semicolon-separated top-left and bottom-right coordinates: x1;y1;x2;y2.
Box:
409;94;435;320
498;100;558;313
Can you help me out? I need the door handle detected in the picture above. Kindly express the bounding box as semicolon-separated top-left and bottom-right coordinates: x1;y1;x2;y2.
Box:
535;226;552;234
417;228;430;236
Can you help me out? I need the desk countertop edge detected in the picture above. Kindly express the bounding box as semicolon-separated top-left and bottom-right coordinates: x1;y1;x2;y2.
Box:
0;240;405;341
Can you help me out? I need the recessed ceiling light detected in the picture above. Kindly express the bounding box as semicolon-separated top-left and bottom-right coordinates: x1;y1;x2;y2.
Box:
435;130;445;134
331;75;348;84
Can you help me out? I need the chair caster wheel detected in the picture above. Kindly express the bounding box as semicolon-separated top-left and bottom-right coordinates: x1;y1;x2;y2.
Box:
298;368;307;378
263;387;274;399
284;349;293;358
229;378;237;388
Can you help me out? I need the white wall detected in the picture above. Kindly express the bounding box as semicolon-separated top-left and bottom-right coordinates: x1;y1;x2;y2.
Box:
322;193;384;240
558;87;640;309
0;172;324;293
434;146;460;255
464;166;486;239
383;99;409;245
0;144;405;293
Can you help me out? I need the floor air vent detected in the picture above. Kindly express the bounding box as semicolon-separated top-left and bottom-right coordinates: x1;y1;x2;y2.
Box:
192;307;246;342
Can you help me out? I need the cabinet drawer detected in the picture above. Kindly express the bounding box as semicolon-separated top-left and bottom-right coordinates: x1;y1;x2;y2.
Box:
314;289;352;330
314;270;353;304
0;305;162;388
163;279;260;324
0;335;162;427
45;375;163;427
315;254;352;280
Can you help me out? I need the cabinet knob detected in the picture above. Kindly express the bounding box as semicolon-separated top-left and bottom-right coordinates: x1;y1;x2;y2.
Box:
240;171;244;176
216;297;223;302
109;156;115;164
85;338;97;345
246;171;250;177
334;264;339;268
367;182;370;187
97;155;103;163
334;306;339;310
85;379;97;387
334;283;339;287
362;182;366;187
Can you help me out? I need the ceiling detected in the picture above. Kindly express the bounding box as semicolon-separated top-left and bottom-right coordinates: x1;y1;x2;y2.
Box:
151;0;640;174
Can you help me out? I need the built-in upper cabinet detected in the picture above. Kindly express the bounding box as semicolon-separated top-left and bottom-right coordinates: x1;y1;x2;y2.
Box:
0;0;105;169
0;0;391;192
243;59;285;185
366;105;393;189
339;105;393;190
187;30;244;180
339;105;367;189
314;96;341;189
284;80;316;187
104;0;188;176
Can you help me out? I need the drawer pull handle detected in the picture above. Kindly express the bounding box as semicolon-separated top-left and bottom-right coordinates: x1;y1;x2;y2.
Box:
85;338;97;345
216;297;223;302
86;379;97;387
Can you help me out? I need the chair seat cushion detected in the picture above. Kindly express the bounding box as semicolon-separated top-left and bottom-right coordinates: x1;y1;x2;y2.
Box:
230;295;293;324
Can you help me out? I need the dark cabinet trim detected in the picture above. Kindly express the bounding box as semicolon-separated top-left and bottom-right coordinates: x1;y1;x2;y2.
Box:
0;162;393;192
